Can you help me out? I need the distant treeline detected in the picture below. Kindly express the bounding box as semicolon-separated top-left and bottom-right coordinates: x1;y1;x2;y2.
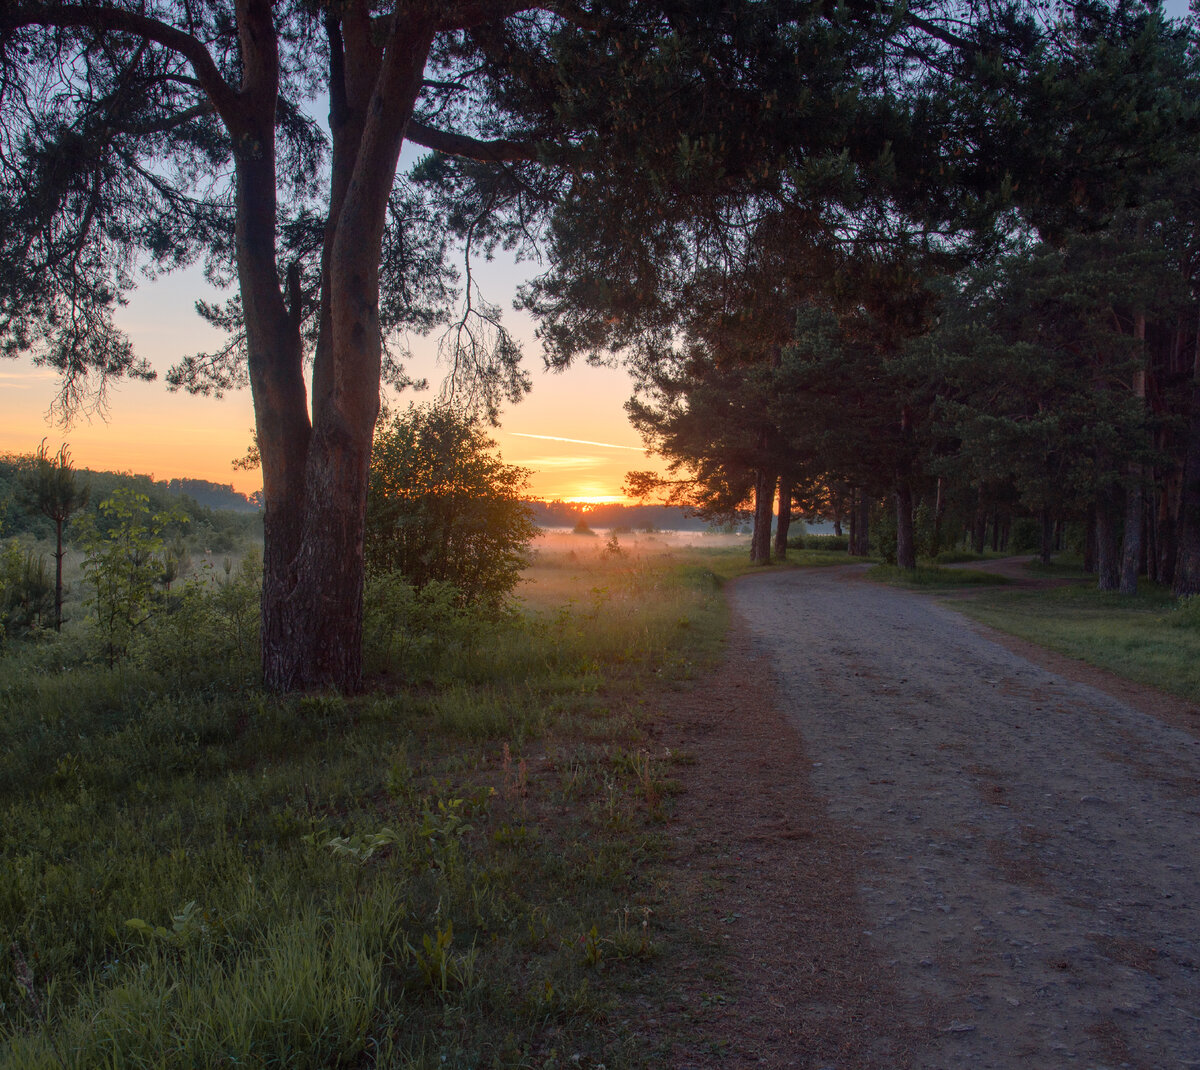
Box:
0;455;262;551
526;501;715;531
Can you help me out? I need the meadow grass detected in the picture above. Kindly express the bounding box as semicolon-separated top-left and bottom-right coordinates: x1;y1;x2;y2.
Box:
0;540;739;1069
953;576;1200;703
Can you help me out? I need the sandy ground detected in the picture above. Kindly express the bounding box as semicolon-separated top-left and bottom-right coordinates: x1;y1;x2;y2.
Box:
653;564;1200;1069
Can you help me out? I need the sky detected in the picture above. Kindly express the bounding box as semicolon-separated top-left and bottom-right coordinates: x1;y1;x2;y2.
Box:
0;249;663;504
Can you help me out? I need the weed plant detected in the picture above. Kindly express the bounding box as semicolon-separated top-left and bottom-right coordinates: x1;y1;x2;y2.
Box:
0;541;728;1068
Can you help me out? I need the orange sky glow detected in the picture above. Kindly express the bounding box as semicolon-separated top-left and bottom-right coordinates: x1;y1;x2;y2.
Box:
0;256;669;505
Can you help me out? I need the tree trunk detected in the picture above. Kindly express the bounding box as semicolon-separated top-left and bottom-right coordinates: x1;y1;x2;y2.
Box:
1175;316;1200;594
252;10;436;691
856;492;871;556
1157;478;1177;588
895;480;916;570
972;492;987;554
1119;482;1143;594
1039;507;1053;566
1120;317;1146;594
847;488;857;554
1084;509;1097;574
1096;494;1121;591
751;469;776;564
932;476;946;559
774;476;792;560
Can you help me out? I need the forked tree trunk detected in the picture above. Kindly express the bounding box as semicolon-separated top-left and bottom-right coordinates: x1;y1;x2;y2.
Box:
895;479;916;570
774;476;792;559
751;469;776;564
251;7;436;691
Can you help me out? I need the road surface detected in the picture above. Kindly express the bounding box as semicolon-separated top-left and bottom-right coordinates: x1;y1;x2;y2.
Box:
728;566;1200;1069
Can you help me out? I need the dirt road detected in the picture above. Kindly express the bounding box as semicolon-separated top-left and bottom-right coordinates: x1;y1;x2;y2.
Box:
708;565;1200;1068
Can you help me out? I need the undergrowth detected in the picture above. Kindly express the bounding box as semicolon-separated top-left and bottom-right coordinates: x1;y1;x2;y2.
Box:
866;564;1010;588
0;543;731;1068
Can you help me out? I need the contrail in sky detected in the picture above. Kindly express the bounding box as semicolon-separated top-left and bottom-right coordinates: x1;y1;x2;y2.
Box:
510;432;645;451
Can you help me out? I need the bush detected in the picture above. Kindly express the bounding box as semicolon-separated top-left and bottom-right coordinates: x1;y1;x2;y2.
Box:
366;406;537;606
76;488;186;666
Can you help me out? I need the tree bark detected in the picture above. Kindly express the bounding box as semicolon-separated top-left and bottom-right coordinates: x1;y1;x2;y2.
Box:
1096;493;1121;591
848;488;858;554
1084;509;1097;574
1157;477;1177;588
932;476;946;559
972;491;987;554
253;7;437;691
895;479;916;570
774;475;791;560
855;492;871;556
1119;314;1147;595
1039;506;1053;566
751;469;776;564
1175;315;1200;595
1119;483;1143;594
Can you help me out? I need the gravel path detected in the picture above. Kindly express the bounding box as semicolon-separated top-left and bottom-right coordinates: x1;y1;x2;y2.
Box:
729;566;1200;1069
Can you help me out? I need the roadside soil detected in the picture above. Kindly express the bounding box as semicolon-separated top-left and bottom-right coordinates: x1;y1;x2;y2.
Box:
648;563;1200;1069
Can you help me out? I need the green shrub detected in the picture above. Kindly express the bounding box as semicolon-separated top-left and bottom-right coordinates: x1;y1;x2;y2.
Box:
76;489;186;666
366;406;537;606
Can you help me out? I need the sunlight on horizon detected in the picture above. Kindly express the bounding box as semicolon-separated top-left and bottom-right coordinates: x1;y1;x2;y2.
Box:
0;255;669;502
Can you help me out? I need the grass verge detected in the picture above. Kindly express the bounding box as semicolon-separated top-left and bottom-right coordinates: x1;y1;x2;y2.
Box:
0;544;738;1069
952;580;1200;704
866;564;1011;588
